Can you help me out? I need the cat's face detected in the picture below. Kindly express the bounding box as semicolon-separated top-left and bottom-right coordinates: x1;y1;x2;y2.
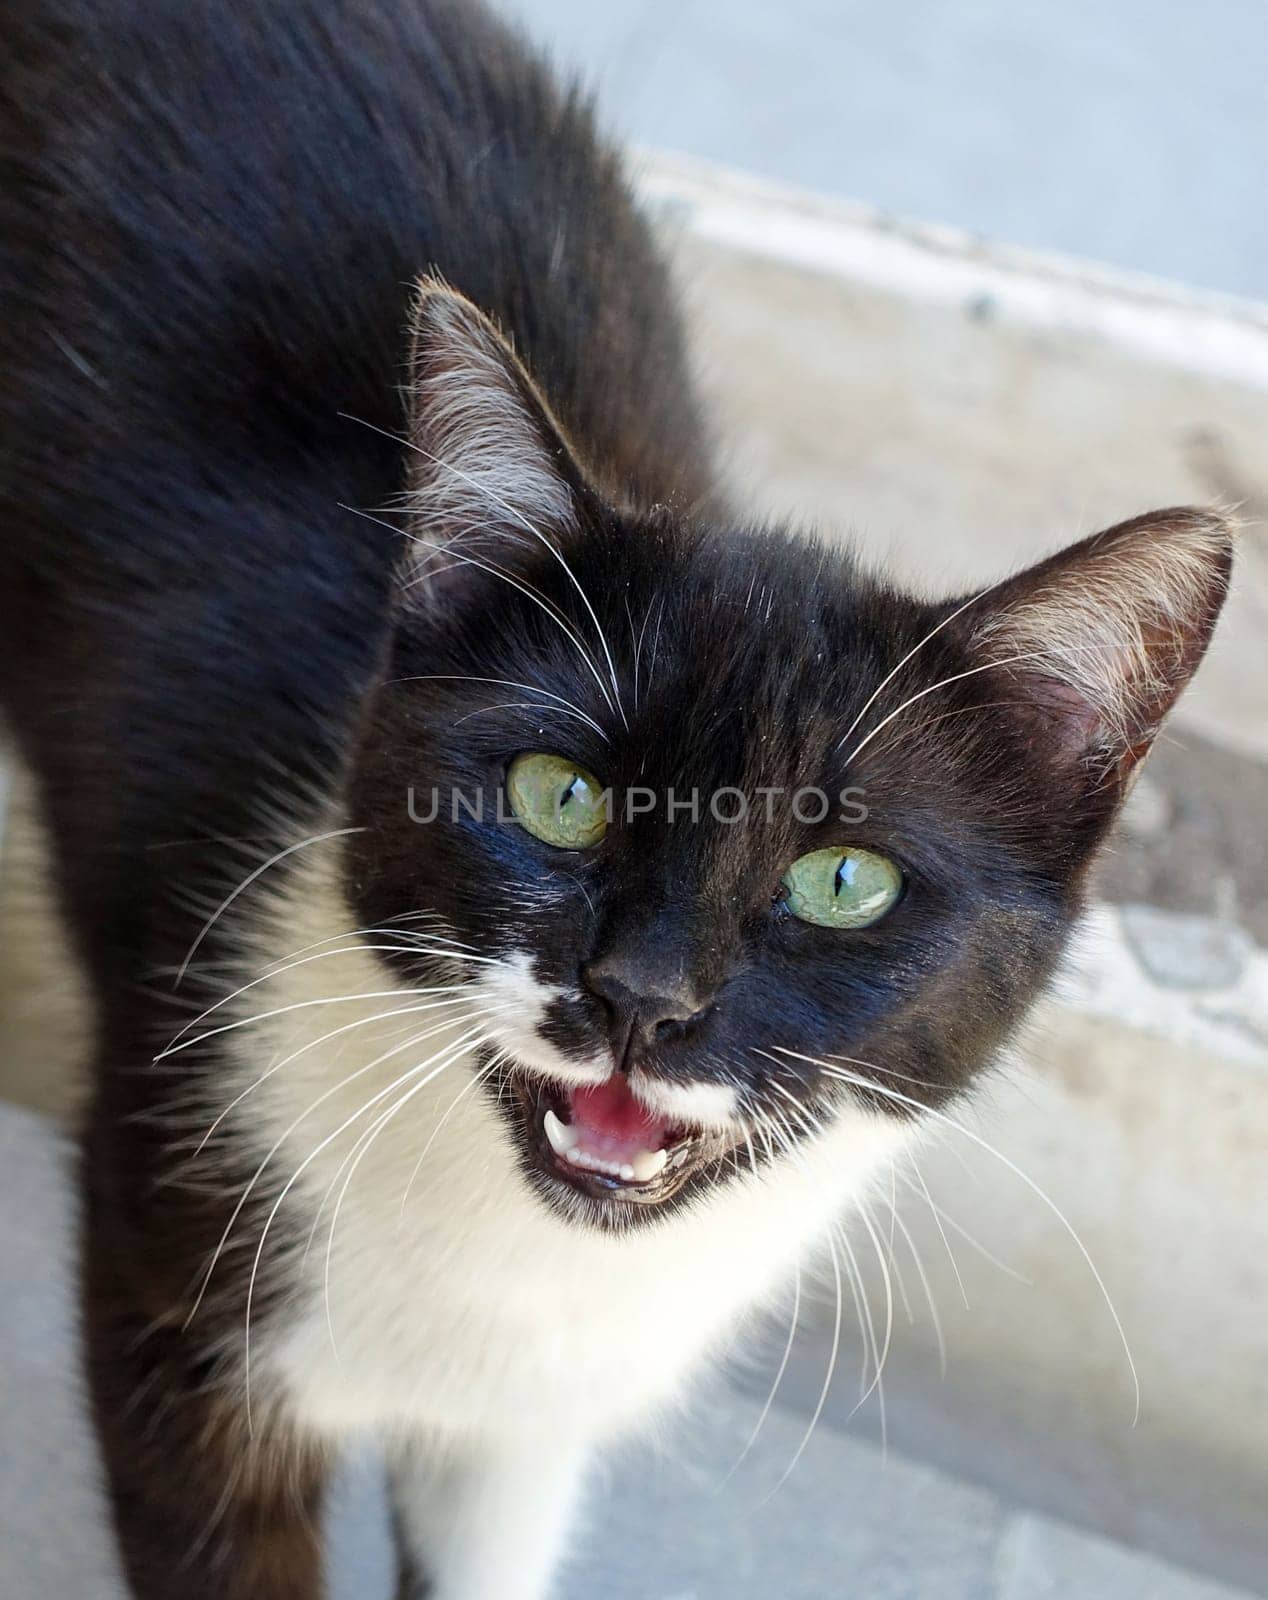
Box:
345;286;1231;1231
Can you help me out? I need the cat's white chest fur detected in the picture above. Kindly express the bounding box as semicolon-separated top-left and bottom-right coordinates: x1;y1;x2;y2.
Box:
221;853;911;1449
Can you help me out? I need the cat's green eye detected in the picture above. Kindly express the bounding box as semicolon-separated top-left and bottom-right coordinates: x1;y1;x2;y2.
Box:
507;753;607;849
781;846;903;930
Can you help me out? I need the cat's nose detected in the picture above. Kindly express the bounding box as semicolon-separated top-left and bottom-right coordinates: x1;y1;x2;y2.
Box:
581;955;712;1067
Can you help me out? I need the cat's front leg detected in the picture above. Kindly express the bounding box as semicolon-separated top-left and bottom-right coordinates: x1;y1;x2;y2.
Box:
83;1218;327;1599
389;1433;588;1600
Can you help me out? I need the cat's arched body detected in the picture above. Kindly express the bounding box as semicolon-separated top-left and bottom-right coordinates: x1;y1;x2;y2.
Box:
0;2;1231;1596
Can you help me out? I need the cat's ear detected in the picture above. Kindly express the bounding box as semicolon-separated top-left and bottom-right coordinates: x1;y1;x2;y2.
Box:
965;507;1233;798
401;281;585;582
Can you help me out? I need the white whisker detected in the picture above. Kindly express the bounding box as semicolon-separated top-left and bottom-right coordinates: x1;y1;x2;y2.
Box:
888;1203;947;1377
764;1045;1140;1423
386;674;608;742
189;991;478;1158
174;827;365;987
343;500;619;719
318;1024;502;1362
835;584;995;755
842;650;1064;766
762;1230;842;1502
908;1159;970;1309
183;1003;507;1332
339;413;629;726
721;1260;801;1487
240;1014;506;1430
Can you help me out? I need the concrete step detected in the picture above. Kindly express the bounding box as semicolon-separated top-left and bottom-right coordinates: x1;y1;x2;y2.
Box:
326;1398;1263;1600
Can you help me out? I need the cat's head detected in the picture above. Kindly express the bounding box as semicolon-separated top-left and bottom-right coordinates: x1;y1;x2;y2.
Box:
345;285;1232;1229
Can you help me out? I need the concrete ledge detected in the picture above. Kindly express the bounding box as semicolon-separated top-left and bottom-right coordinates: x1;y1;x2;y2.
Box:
636;152;1268;391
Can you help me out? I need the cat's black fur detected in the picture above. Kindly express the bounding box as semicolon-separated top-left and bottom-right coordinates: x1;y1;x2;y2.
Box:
0;0;1232;1596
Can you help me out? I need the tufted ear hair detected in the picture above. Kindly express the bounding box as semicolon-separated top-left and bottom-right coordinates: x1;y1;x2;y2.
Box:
400;280;587;591
965;507;1234;796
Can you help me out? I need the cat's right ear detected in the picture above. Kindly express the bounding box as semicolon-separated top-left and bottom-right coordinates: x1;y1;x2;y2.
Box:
399;281;587;593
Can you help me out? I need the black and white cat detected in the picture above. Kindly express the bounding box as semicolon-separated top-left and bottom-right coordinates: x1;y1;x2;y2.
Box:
0;1;1232;1596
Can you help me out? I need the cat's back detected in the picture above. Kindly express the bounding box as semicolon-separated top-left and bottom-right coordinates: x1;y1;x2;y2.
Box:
0;0;704;580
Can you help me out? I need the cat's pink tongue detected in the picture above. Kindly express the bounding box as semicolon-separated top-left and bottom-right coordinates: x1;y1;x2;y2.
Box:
568;1077;670;1152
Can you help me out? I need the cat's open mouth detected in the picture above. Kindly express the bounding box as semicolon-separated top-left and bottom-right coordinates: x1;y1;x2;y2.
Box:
509;1071;725;1209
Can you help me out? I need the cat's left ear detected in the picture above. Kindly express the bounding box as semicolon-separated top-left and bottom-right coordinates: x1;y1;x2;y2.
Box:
963;507;1234;801
401;281;587;581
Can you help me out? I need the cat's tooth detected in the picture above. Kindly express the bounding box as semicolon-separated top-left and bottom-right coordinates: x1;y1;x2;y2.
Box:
543;1109;577;1156
631;1147;668;1183
619;1163;635;1182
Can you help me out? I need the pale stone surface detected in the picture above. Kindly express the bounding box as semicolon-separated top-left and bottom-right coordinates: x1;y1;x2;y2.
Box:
0;753;91;1117
995;1515;1256;1600
1119;903;1252;990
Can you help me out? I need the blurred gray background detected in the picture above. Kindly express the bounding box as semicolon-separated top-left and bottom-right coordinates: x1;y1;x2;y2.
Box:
502;0;1268;299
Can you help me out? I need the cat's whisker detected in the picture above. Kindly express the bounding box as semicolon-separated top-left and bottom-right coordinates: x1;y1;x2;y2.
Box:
887;1203;947;1376
188;992;483;1160
854;1200;896;1437
761;1082;892;1456
174;911;452;985
882;1165;916;1326
835;584;996;755
761;1225;843;1504
317;1024;504;1366
835;1224;882;1425
902;1178;1032;1286
183;1003;508;1330
766;1077;830;1146
624;595;640;712
240;1014;508;1431
298;1022;510;1265
330;918;481;950
763;1046;1140;1424
736;1114;760;1180
385;674;608;743
644;593;667;703
845;626;1119;768
841;649;1070;767
408;538;616;717
157;982;471;1064
397;1051;509;1219
162;937;493;1055
627;594;656;714
559;869;596;923
720;1260;801;1489
342;499;619;719
338;416;629;727
404;536;616;718
412;448;628;730
173;826;366;989
865;697;1038;755
907;1158;970;1309
449;699;603;733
